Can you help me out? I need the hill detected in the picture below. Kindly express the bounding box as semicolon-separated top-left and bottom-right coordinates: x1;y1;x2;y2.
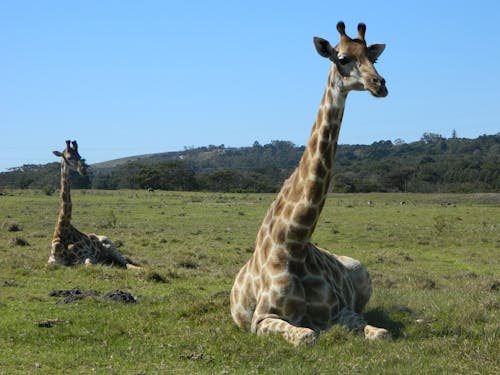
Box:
0;133;498;193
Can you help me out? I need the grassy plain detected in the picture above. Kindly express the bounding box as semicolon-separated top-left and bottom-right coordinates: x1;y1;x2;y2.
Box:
0;190;498;374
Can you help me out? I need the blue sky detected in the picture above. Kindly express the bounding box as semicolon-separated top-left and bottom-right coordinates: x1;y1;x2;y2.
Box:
1;1;499;171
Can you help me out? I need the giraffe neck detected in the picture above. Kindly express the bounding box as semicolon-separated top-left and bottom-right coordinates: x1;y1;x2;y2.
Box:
52;162;72;243
258;67;347;259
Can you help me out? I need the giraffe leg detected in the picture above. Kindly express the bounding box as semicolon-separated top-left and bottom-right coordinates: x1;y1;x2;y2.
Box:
84;257;96;267
337;307;390;340
97;235;140;269
253;316;318;346
49;242;67;265
125;263;141;270
364;325;391;340
48;252;60;265
67;242;97;266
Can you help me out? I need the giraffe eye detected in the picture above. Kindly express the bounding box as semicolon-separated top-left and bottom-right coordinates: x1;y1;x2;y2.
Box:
338;57;352;65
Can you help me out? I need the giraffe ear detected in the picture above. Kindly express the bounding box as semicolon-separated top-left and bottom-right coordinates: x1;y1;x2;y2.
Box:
313;37;334;58
367;44;385;63
53;151;63;157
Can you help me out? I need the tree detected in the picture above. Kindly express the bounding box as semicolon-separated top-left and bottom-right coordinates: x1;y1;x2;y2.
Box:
1;135;499;193
382;168;415;192
420;132;444;144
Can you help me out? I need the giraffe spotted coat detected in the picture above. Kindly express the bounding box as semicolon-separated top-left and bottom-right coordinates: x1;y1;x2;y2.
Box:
230;22;389;345
49;140;139;269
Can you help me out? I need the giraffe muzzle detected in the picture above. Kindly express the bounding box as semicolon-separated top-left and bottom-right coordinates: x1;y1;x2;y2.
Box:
376;83;388;98
77;162;88;176
369;76;388;98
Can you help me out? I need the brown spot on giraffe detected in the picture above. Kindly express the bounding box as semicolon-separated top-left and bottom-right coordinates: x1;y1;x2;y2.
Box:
325;106;341;124
286;224;310;243
256;229;265;247
292;204;318;227
325;88;333;103
304;179;325;204
308;134;318;154
299;150;312;180
257;240;269;264
230;21;390;345
273;196;286;217
267;258;285;275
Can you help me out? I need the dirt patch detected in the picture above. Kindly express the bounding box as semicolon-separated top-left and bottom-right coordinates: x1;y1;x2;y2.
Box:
3;222;22;232
37;319;69;328
50;287;99;304
103;290;137;303
10;237;29;246
49;287;136;304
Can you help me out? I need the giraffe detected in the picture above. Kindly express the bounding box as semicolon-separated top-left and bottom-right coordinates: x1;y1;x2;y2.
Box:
49;140;140;269
230;22;389;345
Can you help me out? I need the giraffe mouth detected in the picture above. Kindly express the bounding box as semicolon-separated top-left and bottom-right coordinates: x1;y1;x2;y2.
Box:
366;75;387;98
369;84;388;98
375;86;388;97
77;162;88;176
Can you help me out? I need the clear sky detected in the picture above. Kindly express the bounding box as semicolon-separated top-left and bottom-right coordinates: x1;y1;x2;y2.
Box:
1;1;499;172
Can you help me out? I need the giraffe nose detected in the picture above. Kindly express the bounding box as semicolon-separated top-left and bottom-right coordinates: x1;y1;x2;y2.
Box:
371;76;387;97
367;74;387;97
371;77;385;86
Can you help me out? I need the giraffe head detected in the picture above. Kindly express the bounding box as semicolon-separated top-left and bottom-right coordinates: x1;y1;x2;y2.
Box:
53;140;88;176
314;21;387;97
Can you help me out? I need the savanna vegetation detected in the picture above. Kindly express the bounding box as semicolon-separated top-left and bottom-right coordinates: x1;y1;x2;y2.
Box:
1;133;498;194
0;190;498;374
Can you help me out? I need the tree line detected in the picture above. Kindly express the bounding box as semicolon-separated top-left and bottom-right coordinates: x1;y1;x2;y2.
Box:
0;134;498;193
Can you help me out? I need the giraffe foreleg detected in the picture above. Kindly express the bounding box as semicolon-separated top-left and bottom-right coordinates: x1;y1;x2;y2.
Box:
49;242;80;266
64;242;95;266
254;316;318;346
97;236;140;269
84;257;96;267
125;263;141;270
48;242;62;264
364;324;391;340
48;242;69;265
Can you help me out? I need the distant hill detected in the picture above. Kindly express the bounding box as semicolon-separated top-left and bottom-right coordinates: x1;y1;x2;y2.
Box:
1;134;498;193
91;150;187;172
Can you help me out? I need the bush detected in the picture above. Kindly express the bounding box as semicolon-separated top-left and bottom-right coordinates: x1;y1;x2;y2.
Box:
43;185;56;196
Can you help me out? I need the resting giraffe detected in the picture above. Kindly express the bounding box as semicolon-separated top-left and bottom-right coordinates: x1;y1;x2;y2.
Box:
230;22;390;345
49;140;140;269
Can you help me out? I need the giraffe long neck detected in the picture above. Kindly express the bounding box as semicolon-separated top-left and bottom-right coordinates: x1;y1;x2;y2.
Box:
258;67;347;259
52;162;72;243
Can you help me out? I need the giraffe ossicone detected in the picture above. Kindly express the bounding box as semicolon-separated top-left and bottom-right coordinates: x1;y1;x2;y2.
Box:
230;22;389;345
49;140;140;270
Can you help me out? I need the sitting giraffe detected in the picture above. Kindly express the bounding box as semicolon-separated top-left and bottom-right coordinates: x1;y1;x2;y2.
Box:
49;140;140;269
230;22;390;345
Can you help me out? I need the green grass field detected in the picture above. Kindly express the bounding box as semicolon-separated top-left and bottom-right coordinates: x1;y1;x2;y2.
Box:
0;190;498;374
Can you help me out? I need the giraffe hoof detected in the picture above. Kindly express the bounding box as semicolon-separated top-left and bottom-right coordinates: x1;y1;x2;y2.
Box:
126;264;141;270
364;325;390;340
288;327;319;346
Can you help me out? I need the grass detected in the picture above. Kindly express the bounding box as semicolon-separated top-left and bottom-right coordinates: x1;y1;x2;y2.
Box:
0;190;498;374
